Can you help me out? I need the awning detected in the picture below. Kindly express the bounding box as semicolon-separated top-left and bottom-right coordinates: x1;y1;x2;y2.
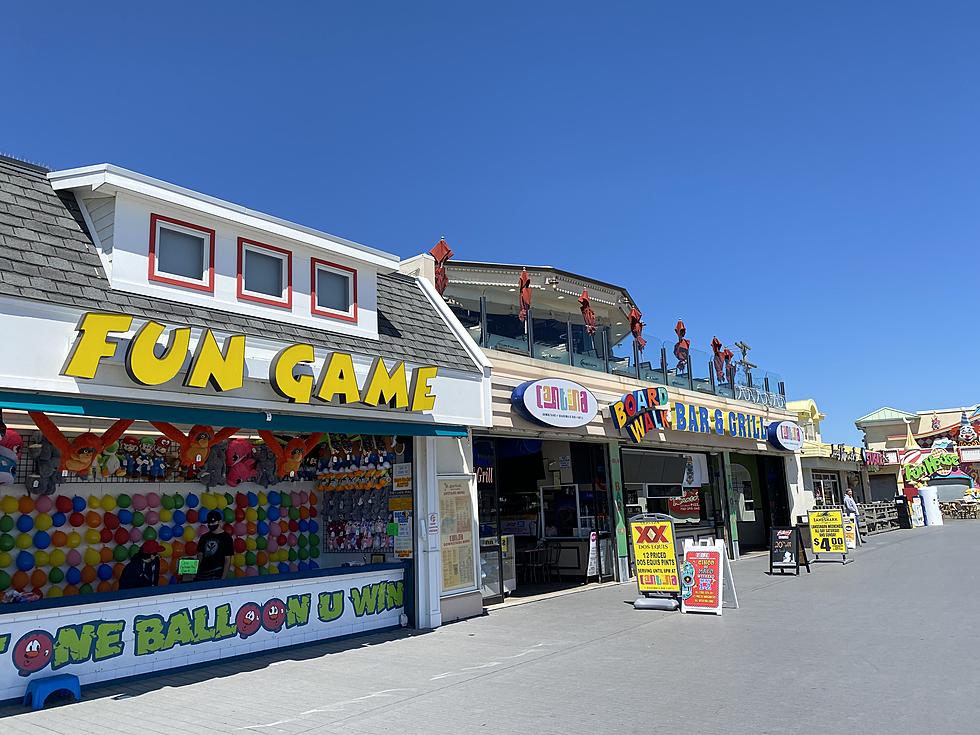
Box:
0;391;467;438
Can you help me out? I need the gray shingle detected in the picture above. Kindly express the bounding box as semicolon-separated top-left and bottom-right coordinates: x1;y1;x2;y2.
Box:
0;155;478;374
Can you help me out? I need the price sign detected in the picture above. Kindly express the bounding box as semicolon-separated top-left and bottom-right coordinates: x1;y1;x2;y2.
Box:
769;527;810;575
630;518;679;593
177;557;199;576
808;509;846;555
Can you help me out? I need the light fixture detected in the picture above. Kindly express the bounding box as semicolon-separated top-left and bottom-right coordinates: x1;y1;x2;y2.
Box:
508;288;516;292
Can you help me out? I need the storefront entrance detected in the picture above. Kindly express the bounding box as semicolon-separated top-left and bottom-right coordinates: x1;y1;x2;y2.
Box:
474;436;614;603
731;453;790;550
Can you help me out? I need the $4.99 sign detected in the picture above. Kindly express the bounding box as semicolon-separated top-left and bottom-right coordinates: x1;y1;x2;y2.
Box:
630;519;679;593
808;509;846;554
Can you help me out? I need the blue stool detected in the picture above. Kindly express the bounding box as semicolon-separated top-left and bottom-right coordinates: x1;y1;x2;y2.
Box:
23;674;81;710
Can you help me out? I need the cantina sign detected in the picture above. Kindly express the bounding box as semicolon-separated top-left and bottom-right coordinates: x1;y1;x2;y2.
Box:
61;313;438;411
511;378;598;428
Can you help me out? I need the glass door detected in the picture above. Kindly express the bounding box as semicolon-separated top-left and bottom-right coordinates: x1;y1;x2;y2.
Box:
475;438;504;604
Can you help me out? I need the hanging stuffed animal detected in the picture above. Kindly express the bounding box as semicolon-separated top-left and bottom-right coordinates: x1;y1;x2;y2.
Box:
150;422;239;470
258;431;323;480
0;429;22;485
119;435;141;477
225;438;257;487
252;442;279;488
27;436;61;495
28;411;133;475
197;440;228;489
98;440;127;478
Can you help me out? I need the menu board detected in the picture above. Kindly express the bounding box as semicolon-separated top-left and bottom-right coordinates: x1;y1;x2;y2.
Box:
630;518;679;593
808;509;846;555
770;527;798;569
439;478;476;593
680;545;723;614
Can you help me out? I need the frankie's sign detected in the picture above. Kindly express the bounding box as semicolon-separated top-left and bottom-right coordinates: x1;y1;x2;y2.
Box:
61;312;438;412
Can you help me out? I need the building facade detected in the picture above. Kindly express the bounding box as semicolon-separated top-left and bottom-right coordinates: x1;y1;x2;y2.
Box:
788;399;871;505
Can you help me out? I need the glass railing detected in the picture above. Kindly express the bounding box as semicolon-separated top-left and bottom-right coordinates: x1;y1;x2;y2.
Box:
532;317;571;366
571;324;606;372
485;310;528;355
689;348;714;395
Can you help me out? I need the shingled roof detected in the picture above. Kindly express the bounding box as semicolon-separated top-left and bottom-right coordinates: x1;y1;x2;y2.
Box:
0;155;479;374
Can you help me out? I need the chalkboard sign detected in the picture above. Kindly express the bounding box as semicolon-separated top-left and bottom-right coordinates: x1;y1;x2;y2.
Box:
769;527;810;576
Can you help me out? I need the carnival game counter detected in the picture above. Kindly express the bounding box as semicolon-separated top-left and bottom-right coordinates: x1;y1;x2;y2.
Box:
0;561;409;702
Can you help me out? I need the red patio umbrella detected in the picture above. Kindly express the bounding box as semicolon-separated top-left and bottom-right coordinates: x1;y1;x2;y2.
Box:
518;269;532;322
673;320;690;372
628;306;647;352
429;238;454;296
578;289;597;336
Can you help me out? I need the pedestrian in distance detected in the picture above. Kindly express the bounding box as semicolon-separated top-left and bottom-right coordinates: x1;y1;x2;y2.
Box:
844;488;864;545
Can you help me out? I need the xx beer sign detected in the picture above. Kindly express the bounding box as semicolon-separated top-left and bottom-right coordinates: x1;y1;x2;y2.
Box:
630;517;679;593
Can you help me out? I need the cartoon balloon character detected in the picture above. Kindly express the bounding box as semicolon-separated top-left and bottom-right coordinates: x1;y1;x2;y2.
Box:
151;422;239;469
29;412;133;475
258;432;323;479
12;630;54;676
262;598;287;632
235;602;262;639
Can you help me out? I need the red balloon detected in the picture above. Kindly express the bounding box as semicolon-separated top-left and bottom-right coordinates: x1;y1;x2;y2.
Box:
288;520;299;533
233;537;246;554
103;512;119;530
223;523;234;535
185;541;197;556
277;534;287;546
55;495;74;513
100;528;113;543
235;508;246;523
308;506;318;518
186;509;198;524
114;528;129;545
69;512;85;528
235;493;248;509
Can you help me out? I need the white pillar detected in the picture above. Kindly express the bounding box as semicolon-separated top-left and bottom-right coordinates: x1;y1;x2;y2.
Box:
414;436;442;629
784;453;809;522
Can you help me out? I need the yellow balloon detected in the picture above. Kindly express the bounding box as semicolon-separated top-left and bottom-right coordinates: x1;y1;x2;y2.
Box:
266;565;278;575
15;533;32;550
35;513;53;531
46;586;63;598
66;532;82;549
277;549;288;562
83;548;100;566
183;526;196;542
101;495;117;511
0;496;17;514
34;550;50;567
49;549;66;567
233;553;245;567
88;495;101;510
159;508;173;523
0;551;12;568
245;508;258;523
159;542;173;558
202;494;216;510
245;537;257;551
84;529;101;545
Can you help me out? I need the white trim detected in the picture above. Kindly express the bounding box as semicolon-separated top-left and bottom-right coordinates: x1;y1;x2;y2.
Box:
154;218;211;287
240;241;289;304
74;194;111;279
48;164;400;270
312;260;356;319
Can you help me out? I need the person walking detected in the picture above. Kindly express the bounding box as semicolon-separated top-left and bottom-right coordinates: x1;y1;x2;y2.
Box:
844;488;863;545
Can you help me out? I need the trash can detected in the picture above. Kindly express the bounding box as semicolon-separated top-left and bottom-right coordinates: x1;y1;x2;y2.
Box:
895;495;912;529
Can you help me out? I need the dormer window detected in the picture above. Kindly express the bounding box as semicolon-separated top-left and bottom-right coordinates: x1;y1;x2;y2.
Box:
237;237;292;308
311;258;357;322
148;213;215;293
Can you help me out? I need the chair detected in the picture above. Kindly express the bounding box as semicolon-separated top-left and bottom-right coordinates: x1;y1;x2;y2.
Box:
543;543;562;582
23;674;81;710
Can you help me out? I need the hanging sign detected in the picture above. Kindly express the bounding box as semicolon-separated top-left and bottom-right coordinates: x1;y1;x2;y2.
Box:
767;421;805;452
511;378;598;428
680;543;723;614
769;527;810;575
808;509;847;556
629;517;679;593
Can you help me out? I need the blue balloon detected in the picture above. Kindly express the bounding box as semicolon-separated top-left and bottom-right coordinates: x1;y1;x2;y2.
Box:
297;561;309;572
298;520;309;533
247;492;258;507
97;563;113;581
72;495;86;513
16;550;34;571
257;520;269;536
308;520;319;534
268;491;281;505
185;493;199;509
66;566;82;585
308;560;318;571
158;526;173;541
172;510;186;526
172;525;184;539
277;562;289;574
117;509;133;525
51;512;67;527
33;531;51;549
16;514;34;532
267;506;280;521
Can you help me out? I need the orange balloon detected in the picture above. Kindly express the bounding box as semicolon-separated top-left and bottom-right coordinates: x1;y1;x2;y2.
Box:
256;551;268;567
234;567;245;578
299;507;310;520
97;580;113;593
51;530;68;547
80;565;97;584
99;547;113;563
18;495;34;514
113;563;125;579
172;540;185;556
63;584;79;596
309;493;318;505
86;510;102;528
11;570;29;590
246;521;257;535
159;558;170;575
30;569;47;588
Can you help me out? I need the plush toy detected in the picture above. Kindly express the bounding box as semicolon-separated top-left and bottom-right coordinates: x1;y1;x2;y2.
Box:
149;437;171;480
0;429;22;485
98;441;127;478
120;435;141;477
136;437;155;477
151;422;239;469
225;438;257;488
252;443;279;488
28;411;133;475
257;432;323;480
198;440;228;489
27;437;61;495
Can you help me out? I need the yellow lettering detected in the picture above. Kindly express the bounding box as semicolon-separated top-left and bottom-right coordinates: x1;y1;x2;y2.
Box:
269;343;314;404
409;365;438;411
361;357;409;409
611;401;627;428
62;312;134;379
315;352;360;405
184;331;245;392
125;321;190;386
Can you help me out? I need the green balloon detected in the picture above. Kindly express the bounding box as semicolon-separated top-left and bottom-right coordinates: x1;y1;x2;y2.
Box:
48;566;65;584
288;507;300;521
172;494;184;509
79;583;93;595
256;507;267;522
256;536;267;550
0;515;13;533
0;570;10;590
129;544;141;559
280;494;292;508
113;545;129;562
117;494;132;508
298;534;308;548
309;545;320;559
288;548;298;562
0;534;13;552
245;551;256;566
224;493;235;507
161;494;175;510
309;534;320;549
131;511;145;528
223;507;235;524
298;547;309;561
142;527;157;541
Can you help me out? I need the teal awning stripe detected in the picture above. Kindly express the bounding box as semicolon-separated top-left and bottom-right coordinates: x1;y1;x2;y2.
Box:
0;391;467;438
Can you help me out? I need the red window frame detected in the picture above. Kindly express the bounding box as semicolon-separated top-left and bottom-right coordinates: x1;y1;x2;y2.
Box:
147;213;216;293
310;257;358;323
236;237;293;309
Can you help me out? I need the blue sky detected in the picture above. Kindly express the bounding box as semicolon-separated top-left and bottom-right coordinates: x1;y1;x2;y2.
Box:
3;2;979;442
